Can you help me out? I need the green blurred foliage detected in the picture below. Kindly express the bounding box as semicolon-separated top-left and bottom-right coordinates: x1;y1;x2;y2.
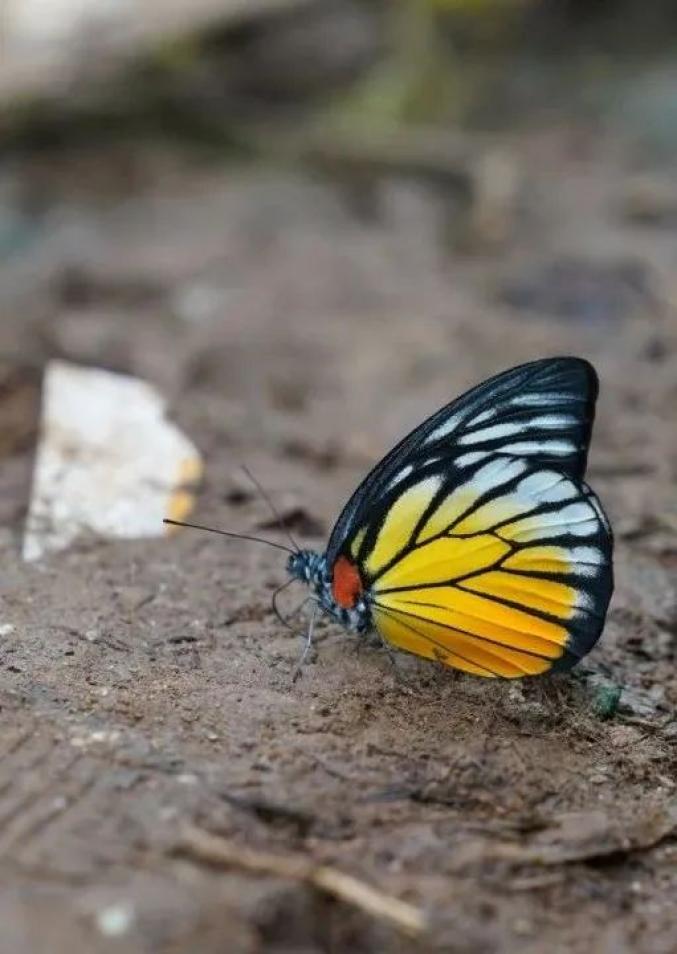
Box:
335;0;536;129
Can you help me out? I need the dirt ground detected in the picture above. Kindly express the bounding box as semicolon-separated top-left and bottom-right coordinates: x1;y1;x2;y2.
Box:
1;127;677;953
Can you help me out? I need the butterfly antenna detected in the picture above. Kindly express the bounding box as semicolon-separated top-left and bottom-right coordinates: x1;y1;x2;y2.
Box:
163;518;295;554
271;577;296;631
241;464;299;553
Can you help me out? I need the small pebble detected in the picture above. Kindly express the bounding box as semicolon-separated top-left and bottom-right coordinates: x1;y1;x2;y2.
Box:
96;903;134;938
607;725;642;747
177;773;198;785
512;918;534;936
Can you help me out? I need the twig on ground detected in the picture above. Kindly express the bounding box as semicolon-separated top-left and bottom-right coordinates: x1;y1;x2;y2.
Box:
617;715;672;733
299;749;355;782
175;825;427;937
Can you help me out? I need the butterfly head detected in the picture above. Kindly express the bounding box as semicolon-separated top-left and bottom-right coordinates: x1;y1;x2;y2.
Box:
287;549;371;634
286;548;326;586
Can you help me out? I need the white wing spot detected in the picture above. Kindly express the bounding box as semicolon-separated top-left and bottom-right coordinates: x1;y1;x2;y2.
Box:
470;408;496;425
458;421;523;445
425;414;461;444
510;392;569;407
524;414;577;430
516;472;578;504
496;440;576;456
575;590;595;611
571;545;603;565
474;456;527;493
385;463;413;491
544;502;596;525
566;546;604;578
456;451;490;467
500;502;598;542
460;415;576;446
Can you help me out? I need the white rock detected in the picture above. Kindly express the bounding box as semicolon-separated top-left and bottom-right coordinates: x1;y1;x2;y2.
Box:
4;0;132;51
23;361;202;561
1;0;315;102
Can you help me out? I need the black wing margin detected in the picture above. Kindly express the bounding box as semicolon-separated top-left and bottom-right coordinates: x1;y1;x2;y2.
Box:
326;357;599;564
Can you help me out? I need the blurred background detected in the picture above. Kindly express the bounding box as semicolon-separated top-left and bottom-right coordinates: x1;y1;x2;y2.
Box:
2;5;677;952
2;0;677;470
2;0;677;609
2;2;677;429
2;0;677;543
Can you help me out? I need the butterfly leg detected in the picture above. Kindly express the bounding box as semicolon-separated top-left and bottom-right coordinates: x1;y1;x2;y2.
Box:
349;625;382;658
291;603;319;683
370;628;405;679
282;596;313;629
350;634;369;655
272;585;317;635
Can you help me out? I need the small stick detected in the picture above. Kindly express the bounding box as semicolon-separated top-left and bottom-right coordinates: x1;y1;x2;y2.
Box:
617;715;671;733
176;826;427;937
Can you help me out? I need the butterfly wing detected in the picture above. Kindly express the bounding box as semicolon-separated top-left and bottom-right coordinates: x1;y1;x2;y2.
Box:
326;358;613;677
369;464;612;677
326;357;599;565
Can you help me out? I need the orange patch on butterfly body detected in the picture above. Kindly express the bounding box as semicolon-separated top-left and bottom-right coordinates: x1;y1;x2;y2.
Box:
332;556;363;609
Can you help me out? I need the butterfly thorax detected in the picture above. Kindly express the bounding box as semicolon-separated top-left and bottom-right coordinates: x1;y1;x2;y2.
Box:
287;549;371;634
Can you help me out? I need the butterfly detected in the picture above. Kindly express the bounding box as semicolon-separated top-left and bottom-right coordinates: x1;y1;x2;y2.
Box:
167;357;613;679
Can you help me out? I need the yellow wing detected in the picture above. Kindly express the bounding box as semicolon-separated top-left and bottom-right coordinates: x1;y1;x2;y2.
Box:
362;459;612;678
